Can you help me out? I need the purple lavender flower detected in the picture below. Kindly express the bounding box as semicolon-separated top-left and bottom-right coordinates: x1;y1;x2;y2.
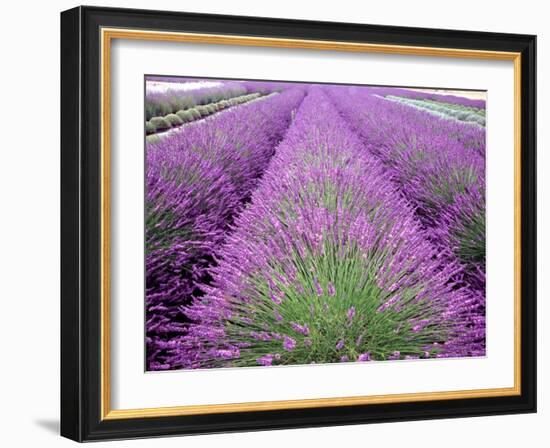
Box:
215;348;240;359
358;352;371;362
388;351;401;360
290;322;310;336
269;291;283;305
283;336;297;351
256;353;280;366
313;277;323;296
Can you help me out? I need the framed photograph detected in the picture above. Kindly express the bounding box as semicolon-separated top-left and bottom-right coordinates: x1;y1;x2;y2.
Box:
60;6;536;442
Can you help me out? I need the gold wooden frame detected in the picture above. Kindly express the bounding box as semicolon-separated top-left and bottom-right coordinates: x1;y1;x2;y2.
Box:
100;27;522;421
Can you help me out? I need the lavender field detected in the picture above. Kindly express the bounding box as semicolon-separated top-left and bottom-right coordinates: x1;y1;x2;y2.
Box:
144;77;486;371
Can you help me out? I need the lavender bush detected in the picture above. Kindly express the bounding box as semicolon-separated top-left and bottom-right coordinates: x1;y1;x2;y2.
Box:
327;86;486;353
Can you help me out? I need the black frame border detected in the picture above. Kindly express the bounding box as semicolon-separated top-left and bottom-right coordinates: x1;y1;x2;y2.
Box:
61;5;536;442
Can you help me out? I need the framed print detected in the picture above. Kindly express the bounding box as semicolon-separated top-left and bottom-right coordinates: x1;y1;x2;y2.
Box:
60;6;537;442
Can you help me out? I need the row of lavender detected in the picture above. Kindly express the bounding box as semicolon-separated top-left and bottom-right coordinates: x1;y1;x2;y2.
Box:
145;78;297;120
145;80;249;120
327;86;486;354
175;87;484;368
328;87;485;273
368;86;486;109
146;88;305;370
384;95;486;126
